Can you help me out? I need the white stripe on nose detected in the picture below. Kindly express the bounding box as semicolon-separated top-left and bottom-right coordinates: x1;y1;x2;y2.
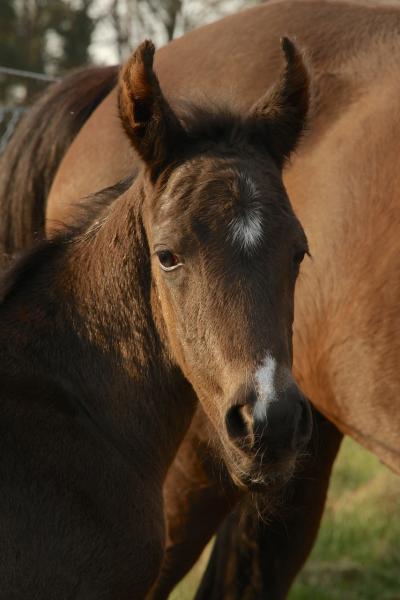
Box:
253;355;293;421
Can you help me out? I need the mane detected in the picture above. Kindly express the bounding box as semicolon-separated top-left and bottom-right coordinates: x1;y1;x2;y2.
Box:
0;65;118;267
178;101;245;143
0;174;135;307
175;101;261;153
174;100;304;165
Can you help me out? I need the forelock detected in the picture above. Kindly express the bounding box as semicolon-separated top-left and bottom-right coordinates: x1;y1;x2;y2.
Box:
228;172;264;253
176;102;245;147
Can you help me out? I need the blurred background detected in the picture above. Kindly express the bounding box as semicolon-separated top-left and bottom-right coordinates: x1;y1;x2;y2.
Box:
0;0;256;149
0;1;399;598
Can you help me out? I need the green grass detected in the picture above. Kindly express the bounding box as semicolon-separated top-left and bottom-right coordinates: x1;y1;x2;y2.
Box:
172;438;400;599
291;439;400;600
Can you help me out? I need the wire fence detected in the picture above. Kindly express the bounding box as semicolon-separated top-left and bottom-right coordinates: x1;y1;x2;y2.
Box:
0;107;26;153
0;66;58;83
0;65;57;153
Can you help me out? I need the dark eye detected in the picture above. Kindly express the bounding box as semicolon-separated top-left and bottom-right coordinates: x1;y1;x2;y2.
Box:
156;250;182;271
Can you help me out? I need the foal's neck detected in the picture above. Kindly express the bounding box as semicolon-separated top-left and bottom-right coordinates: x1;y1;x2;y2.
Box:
0;183;195;485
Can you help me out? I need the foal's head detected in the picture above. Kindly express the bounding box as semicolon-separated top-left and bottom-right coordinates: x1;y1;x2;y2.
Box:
118;40;312;489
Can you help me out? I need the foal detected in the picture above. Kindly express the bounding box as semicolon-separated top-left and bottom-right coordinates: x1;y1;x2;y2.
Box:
0;40;311;597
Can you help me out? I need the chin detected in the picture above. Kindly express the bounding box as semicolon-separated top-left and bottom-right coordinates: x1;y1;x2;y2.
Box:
227;451;299;494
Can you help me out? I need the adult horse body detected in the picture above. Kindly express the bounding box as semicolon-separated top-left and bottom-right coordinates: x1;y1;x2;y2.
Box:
1;1;399;597
0;39;313;597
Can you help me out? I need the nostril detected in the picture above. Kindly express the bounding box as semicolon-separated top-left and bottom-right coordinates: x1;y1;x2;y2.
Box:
292;396;313;450
225;404;252;442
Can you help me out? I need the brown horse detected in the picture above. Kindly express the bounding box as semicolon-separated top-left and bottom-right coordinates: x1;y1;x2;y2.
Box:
2;1;399;597
0;38;313;597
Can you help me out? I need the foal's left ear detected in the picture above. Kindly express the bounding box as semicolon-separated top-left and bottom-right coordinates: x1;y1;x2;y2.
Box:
250;37;310;168
118;40;183;176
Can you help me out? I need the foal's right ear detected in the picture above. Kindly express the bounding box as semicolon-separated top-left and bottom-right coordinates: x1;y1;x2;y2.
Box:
118;40;183;177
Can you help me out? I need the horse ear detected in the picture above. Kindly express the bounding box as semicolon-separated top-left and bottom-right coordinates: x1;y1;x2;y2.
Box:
250;37;310;168
118;40;183;176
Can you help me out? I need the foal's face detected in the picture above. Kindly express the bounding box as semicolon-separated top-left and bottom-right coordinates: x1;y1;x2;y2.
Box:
144;151;311;487
118;39;313;489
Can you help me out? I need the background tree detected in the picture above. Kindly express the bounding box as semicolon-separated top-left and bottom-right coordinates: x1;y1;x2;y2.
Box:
0;0;98;105
0;0;257;146
50;0;97;71
104;0;256;61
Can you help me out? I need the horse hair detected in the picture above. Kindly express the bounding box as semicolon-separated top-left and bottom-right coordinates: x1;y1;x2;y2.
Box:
0;65;118;267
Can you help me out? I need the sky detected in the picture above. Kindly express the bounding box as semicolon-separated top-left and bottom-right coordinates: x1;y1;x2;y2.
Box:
87;0;254;64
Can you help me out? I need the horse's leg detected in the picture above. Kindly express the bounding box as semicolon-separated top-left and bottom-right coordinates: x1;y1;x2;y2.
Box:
148;408;241;600
195;410;343;600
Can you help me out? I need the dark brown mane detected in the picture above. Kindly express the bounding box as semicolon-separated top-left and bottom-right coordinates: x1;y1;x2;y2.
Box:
0;65;118;266
176;101;307;165
176;102;246;145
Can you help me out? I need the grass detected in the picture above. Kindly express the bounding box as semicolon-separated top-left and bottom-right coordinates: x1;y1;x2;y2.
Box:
171;438;400;599
291;439;400;600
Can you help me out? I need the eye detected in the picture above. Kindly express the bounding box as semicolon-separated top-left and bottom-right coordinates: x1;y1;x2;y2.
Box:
156;250;182;271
